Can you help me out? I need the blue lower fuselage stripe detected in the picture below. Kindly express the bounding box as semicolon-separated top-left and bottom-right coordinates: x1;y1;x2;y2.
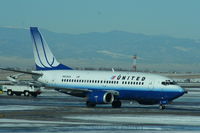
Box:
48;83;184;102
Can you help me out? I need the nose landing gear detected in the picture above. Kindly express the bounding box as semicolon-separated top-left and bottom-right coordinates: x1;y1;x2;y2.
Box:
159;100;168;110
112;100;122;108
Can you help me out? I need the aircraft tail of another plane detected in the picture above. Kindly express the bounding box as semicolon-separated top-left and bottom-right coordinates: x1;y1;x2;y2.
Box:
30;27;72;71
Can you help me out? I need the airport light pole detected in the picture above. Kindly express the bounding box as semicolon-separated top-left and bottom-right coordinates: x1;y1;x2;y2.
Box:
132;55;137;72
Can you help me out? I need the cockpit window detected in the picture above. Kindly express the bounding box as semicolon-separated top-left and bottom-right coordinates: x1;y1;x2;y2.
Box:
161;80;176;85
171;81;177;85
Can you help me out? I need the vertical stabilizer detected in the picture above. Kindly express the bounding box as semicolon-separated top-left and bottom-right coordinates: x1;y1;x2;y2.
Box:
30;27;72;70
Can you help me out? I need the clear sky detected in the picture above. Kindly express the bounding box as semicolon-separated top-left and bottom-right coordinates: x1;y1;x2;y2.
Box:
0;0;200;39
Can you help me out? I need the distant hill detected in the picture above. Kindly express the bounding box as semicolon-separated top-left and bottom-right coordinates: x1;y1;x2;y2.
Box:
0;27;200;72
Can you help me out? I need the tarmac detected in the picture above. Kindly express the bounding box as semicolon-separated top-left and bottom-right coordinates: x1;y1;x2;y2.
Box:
0;89;200;133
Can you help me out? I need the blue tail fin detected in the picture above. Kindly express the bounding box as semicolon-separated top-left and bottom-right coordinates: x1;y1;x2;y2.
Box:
30;27;72;70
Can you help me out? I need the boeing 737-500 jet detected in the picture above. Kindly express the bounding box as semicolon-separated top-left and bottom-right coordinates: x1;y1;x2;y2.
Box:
1;27;187;109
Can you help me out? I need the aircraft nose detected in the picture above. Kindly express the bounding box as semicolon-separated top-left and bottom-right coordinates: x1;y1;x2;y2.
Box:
179;87;187;95
183;88;188;94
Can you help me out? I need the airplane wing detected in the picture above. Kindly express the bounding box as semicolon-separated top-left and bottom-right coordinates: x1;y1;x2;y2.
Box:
0;67;42;76
54;87;90;97
53;86;119;97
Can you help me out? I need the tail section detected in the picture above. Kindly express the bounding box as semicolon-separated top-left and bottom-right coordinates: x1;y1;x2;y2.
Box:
30;27;72;70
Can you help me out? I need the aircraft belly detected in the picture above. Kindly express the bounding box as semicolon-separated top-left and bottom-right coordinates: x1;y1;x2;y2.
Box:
117;89;182;101
48;83;181;102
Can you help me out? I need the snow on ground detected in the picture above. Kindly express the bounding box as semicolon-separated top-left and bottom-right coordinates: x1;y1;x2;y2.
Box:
65;114;200;126
0;105;42;111
0;118;97;127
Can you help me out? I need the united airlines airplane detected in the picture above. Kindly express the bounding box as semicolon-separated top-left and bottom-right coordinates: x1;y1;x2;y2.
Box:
2;27;187;109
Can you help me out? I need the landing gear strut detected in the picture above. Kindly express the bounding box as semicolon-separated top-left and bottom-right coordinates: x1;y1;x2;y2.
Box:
86;101;96;108
112;100;122;108
159;100;168;110
159;104;166;110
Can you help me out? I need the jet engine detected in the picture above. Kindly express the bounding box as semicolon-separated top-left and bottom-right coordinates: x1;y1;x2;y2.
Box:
87;91;114;104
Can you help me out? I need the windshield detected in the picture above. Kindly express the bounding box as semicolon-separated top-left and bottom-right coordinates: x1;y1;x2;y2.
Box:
161;80;176;85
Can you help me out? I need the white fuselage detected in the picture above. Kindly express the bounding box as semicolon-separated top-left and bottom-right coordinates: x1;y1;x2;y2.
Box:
35;70;185;103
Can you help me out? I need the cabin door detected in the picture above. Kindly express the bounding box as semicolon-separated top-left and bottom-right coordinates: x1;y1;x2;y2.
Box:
148;80;154;90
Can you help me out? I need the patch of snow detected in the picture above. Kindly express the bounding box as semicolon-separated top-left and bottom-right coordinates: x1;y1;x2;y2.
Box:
65;114;200;126
0;105;42;111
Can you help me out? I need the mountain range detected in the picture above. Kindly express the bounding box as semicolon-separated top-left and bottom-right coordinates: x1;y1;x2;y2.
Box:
0;27;200;72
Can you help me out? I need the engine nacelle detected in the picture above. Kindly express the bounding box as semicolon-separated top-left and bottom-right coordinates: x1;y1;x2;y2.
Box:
87;91;114;104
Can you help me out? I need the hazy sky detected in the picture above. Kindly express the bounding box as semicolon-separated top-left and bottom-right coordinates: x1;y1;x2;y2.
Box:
0;0;200;39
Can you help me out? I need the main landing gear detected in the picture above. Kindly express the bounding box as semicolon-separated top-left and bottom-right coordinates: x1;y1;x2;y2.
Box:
112;100;122;108
159;104;166;110
86;101;96;108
